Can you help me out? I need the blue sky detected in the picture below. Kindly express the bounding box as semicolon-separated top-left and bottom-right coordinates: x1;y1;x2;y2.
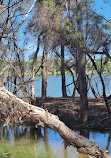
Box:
22;0;111;61
92;0;111;20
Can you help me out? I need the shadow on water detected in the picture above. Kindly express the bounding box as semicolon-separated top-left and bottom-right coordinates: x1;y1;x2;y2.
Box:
0;125;111;158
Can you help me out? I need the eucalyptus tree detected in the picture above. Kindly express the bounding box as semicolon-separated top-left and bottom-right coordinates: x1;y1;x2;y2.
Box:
27;0;63;99
57;0;111;122
0;0;36;97
68;0;111;121
0;0;24;84
26;0;111;120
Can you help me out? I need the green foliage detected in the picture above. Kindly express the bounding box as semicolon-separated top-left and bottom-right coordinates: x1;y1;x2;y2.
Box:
64;18;75;35
87;57;111;74
2;55;110;78
37;0;62;30
102;23;111;30
18;6;24;12
100;58;111;73
0;60;7;72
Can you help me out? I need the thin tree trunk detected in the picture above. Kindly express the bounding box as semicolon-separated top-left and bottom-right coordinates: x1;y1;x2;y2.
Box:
13;75;17;94
87;74;99;98
55;50;78;96
42;49;48;99
31;34;41;100
42;36;49;100
61;45;67;97
87;54;111;115
7;35;24;83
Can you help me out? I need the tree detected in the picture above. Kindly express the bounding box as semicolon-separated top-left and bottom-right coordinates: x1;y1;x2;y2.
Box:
27;0;63;99
0;0;37;97
76;0;88;123
63;0;111;122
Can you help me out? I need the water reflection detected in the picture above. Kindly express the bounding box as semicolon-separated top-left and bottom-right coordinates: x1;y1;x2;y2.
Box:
0;125;111;158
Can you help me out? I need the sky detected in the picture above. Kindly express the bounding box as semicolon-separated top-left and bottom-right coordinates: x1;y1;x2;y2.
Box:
20;0;111;61
92;0;111;19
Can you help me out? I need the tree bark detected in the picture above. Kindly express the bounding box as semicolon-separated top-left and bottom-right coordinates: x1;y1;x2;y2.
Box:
76;0;88;123
42;36;49;100
0;86;111;158
78;51;88;123
31;34;41;100
61;45;67;97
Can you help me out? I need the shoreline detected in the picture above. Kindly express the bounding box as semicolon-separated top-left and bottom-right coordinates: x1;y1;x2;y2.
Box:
25;96;111;131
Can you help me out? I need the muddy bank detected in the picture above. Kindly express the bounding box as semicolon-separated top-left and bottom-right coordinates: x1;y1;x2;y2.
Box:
29;97;111;130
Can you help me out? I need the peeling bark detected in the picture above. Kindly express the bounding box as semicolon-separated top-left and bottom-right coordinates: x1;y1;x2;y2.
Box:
0;86;111;158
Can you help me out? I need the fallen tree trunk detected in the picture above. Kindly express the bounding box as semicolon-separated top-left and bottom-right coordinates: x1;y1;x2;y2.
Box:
0;86;111;158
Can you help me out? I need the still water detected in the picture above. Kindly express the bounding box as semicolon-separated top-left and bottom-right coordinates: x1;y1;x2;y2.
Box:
5;74;111;98
34;74;111;97
0;125;111;158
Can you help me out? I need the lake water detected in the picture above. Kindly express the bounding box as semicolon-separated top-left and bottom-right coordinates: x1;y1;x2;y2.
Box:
32;74;111;98
0;125;111;158
5;74;111;98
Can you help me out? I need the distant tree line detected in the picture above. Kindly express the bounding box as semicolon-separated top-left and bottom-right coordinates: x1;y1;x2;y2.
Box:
1;56;111;77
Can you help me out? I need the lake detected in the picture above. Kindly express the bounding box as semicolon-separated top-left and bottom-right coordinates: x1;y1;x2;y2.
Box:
0;125;111;158
30;74;111;98
5;74;111;98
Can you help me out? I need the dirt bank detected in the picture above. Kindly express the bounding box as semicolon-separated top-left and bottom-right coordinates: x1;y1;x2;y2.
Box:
33;97;111;130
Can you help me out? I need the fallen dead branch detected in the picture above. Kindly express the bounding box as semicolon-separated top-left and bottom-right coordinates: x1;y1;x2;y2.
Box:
0;86;111;158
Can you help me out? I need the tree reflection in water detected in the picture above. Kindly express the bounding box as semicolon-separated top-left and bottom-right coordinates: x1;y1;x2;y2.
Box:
0;125;111;158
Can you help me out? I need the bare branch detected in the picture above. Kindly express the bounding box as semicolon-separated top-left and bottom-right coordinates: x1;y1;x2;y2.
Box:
16;0;37;30
0;65;10;76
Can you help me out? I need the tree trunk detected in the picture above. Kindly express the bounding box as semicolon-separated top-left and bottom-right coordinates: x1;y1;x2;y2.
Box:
61;45;67;98
31;35;41;100
78;51;88;123
76;0;88;123
0;86;111;158
31;71;35;100
42;36;49;100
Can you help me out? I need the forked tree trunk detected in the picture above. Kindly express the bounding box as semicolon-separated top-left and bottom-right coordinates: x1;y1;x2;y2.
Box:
0;86;111;158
